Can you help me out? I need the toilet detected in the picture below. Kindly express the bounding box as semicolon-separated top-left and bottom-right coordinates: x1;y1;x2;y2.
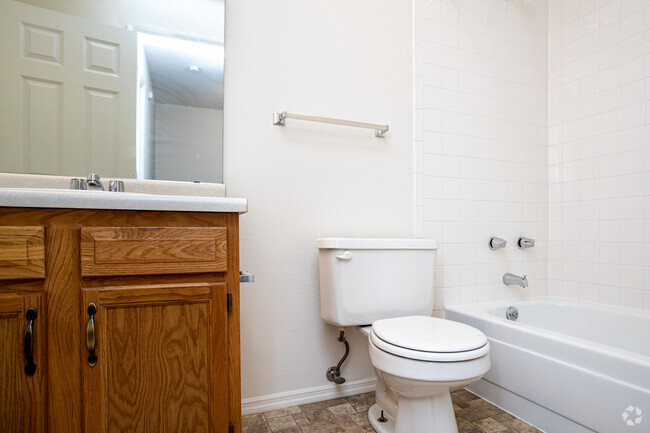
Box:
317;238;490;433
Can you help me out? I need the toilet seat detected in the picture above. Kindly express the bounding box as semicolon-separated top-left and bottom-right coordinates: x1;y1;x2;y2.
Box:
370;315;489;362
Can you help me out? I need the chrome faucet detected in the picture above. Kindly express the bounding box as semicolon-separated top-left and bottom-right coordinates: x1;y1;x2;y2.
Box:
488;237;507;250
86;173;104;191
517;237;535;249
70;174;124;191
69;178;88;190
108;180;125;192
503;273;528;288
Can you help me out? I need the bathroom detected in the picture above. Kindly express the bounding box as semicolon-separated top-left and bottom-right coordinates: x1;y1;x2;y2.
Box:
0;0;648;432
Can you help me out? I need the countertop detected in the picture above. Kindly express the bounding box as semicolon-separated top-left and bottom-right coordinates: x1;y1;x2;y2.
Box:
0;188;248;213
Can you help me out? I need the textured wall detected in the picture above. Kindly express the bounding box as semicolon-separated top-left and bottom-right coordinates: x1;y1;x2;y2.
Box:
223;1;414;401
548;0;650;311
413;0;550;310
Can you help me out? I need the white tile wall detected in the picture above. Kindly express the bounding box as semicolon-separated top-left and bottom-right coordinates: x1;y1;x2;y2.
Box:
415;0;650;313
548;0;650;311
414;0;550;311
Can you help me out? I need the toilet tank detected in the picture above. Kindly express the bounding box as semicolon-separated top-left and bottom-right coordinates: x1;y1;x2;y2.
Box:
317;238;438;327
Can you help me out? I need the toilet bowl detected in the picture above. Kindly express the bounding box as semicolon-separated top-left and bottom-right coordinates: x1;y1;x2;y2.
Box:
362;316;490;433
316;238;490;433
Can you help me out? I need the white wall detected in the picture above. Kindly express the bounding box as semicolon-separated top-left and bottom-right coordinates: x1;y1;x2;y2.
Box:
221;0;650;408
153;103;223;183
413;0;550;311
548;0;650;311
223;1;414;401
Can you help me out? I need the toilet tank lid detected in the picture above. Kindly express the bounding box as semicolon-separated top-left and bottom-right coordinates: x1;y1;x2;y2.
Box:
316;238;438;250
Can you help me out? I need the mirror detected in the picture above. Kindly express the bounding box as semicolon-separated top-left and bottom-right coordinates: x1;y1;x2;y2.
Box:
0;0;224;183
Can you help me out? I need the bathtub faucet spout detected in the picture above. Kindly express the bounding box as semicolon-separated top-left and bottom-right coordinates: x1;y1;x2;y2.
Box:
503;273;528;288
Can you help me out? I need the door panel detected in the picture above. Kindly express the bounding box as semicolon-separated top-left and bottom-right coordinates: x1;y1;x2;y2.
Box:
0;292;45;433
80;227;228;277
0;295;21;432
82;283;228;433
0;0;137;177
0;226;45;281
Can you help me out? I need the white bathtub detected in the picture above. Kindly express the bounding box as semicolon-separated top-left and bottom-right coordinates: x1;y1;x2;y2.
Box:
445;299;650;433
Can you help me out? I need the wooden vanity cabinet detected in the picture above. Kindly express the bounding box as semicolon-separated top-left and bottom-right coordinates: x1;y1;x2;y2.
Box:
81;283;229;433
0;226;47;433
0;208;242;433
0;291;46;433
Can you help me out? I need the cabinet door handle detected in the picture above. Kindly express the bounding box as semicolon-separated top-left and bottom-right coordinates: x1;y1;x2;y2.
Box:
23;308;37;376
86;303;97;367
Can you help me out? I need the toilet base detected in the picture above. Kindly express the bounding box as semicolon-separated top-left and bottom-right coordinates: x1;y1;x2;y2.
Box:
368;391;459;433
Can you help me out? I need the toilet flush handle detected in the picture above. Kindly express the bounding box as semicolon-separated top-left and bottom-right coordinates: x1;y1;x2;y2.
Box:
335;251;352;260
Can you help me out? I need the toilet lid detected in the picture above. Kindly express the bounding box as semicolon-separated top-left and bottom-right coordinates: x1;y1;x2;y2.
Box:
372;316;488;353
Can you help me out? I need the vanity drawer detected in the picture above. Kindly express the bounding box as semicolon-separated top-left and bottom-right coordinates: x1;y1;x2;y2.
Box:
0;226;46;280
80;227;227;276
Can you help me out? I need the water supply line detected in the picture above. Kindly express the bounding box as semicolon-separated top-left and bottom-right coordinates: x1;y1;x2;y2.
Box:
326;329;349;384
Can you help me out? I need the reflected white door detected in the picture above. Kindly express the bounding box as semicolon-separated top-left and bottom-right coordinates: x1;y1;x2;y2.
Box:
0;0;137;177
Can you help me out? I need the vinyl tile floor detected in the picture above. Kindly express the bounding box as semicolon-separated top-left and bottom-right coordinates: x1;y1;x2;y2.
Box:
242;388;542;433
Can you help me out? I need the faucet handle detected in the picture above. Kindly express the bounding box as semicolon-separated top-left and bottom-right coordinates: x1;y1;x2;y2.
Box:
517;237;535;249
108;180;125;192
70;178;88;190
488;237;507;250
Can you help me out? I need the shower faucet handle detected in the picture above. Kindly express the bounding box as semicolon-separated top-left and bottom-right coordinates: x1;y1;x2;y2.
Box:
488;237;507;250
517;237;535;249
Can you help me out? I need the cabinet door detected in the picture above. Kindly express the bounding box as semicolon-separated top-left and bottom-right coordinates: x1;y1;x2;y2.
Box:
0;293;45;433
81;283;228;433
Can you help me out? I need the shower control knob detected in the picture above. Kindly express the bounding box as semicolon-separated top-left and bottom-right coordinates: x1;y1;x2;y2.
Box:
488;237;507;250
517;237;535;249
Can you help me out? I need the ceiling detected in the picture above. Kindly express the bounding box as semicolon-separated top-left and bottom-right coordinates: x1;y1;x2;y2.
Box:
140;33;224;110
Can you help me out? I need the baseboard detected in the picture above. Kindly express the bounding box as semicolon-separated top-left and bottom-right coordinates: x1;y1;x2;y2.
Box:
241;377;377;415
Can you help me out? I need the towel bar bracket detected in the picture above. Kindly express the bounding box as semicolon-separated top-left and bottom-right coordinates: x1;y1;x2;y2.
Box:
273;111;287;126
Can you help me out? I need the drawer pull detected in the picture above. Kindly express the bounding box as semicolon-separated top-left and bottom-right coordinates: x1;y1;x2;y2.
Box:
86;303;97;367
23;308;37;375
